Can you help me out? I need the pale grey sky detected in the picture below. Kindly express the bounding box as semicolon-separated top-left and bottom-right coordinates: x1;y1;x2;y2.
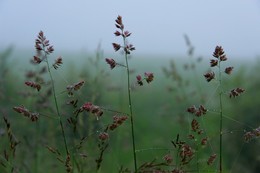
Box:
1;0;260;58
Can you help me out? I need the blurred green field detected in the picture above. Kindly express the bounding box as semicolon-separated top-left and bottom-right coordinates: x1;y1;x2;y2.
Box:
0;47;259;173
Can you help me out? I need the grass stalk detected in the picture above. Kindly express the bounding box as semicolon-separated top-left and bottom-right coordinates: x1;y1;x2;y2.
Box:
218;59;223;173
45;53;69;155
196;145;200;173
123;36;137;172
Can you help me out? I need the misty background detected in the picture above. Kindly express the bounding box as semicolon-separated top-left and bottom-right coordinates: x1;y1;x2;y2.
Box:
1;0;260;59
1;1;260;172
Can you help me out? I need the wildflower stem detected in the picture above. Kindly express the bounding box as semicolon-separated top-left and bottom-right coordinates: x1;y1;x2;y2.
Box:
123;36;137;172
45;53;69;155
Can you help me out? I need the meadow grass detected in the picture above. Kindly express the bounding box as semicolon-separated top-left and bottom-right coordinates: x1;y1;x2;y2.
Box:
0;16;259;173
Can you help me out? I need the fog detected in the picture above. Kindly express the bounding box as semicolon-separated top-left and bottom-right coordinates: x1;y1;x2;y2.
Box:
1;0;260;58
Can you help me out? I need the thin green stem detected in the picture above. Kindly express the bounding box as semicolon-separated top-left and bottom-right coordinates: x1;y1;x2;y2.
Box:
196;144;200;173
136;147;174;152
218;59;223;173
35;122;39;173
45;53;69;155
123;36;137;172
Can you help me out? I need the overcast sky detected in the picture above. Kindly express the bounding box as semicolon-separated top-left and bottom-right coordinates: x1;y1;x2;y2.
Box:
1;0;260;58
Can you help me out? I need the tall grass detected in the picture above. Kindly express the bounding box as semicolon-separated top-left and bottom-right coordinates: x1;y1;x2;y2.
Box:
0;16;259;173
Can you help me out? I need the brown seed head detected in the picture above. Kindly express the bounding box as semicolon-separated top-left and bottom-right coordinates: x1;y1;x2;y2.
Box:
201;137;208;145
225;66;234;75
213;46;225;58
73;81;85;91
229;88;245;98
114;30;121;36
191;119;200;132
109;123;118;131
99;132;109;141
244;127;260;142
115;15;124;30
13;106;39;122
220;54;227;61
163;154;173;164
187;105;196;114
207;154;217;165
35;31;54;54
204;71;215;82
112;43;121;51
123;30;131;37
81;102;103;118
144;72;154;83
136;75;143;86
199;105;207;115
210;59;218;67
105;58;116;69
53;56;63;69
32;56;42;64
46;46;54;54
25;81;41;91
180;144;194;164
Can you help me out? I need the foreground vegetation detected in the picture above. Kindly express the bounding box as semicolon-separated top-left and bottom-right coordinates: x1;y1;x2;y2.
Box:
0;16;259;173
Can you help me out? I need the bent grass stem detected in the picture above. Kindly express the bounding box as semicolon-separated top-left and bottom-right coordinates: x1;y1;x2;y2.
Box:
45;53;69;155
218;59;223;173
123;36;138;172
